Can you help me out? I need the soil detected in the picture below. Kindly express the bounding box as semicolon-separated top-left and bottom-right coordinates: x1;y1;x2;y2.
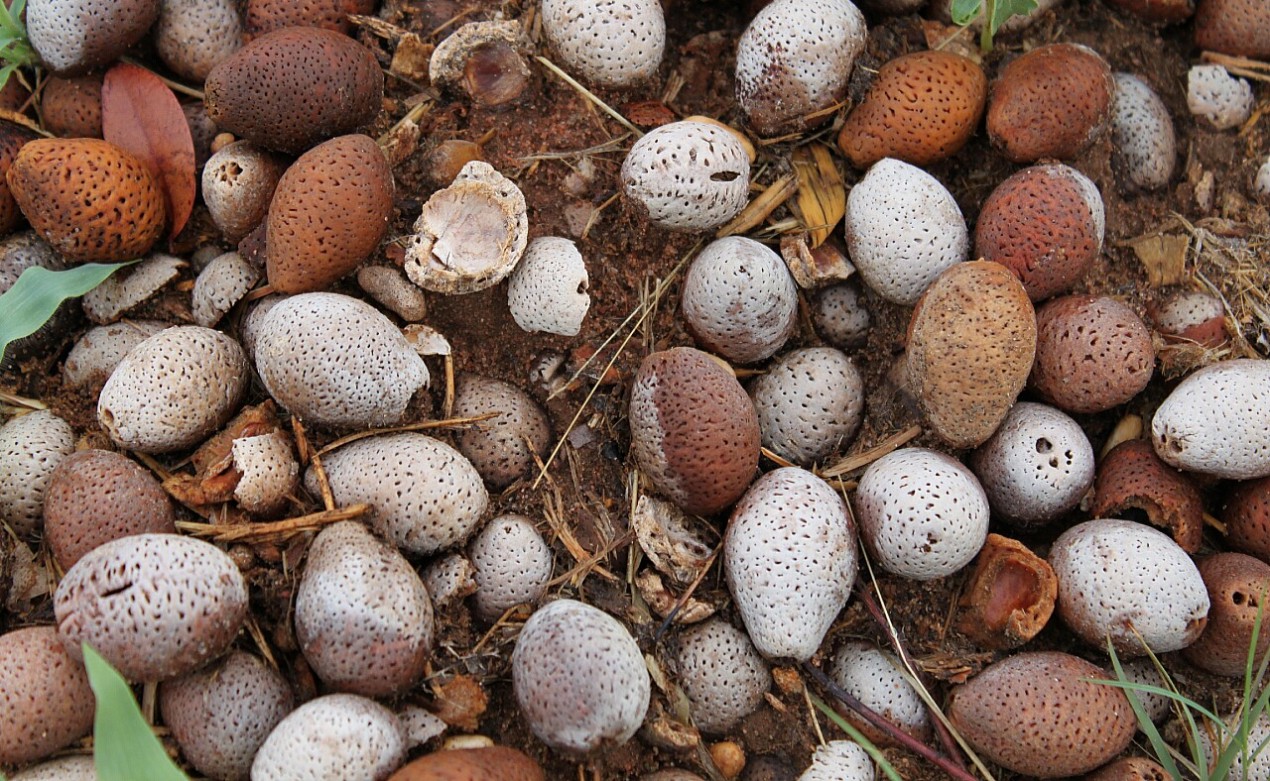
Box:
3;0;1269;780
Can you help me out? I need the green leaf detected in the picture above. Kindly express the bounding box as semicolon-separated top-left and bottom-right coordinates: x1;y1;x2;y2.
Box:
81;643;190;781
0;262;135;361
988;0;1038;34
949;0;983;26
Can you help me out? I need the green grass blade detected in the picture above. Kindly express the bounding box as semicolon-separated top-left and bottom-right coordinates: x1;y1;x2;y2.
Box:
0;262;135;360
82;643;189;781
1102;642;1185;779
807;690;903;781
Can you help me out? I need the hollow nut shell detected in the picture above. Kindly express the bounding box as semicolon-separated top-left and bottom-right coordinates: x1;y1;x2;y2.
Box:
1091;439;1205;553
957;533;1057;650
1182;552;1270;677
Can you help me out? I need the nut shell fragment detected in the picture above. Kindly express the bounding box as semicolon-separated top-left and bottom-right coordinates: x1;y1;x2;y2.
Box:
957;533;1057;650
1091;439;1204;552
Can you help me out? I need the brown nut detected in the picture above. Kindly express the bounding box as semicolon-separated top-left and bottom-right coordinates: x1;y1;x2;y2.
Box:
1182;553;1270;677
1091;439;1204;553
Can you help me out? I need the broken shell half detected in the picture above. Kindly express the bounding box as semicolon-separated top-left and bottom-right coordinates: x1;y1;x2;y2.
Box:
956;533;1057;650
405;161;528;294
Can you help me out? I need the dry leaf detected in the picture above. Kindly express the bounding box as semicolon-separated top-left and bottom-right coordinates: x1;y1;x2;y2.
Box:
789;143;845;248
102;62;196;240
1126;232;1189;287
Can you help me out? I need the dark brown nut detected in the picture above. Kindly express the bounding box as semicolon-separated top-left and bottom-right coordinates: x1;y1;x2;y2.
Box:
907;260;1037;449
453;374;552;489
947;652;1136;778
1182;553;1270;677
1194;0;1270;59
1224;475;1270;563
43;449;175;569
986;43;1115;163
159;651;295;781
245;0;375;38
0;626;96;767
629;347;760;516
1091;439;1205;552
957;533;1057;650
1030;295;1155;414
266;134;394;293
204;27;384;155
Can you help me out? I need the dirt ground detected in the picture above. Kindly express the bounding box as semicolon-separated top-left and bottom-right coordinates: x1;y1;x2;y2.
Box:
3;0;1270;779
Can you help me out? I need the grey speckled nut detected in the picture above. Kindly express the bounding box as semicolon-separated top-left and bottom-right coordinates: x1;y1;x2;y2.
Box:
296;521;434;697
231;431;298;516
251;694;407;781
55;533;249;681
62;320;170;389
540;0;665;88
453;374;552;489
682;236;797;363
735;0;866;136
421;552;477;610
513;599;651;754
752;347;864;466
621;120;751;232
98;326;248;453
202;141;287;244
674;618;771;734
799;741;875;781
305;433;489;556
830;641;930;744
358;265;428;322
1112;73;1176;193
725;467;857;661
254;292;428;429
155;0;242;83
0;626;96;767
405;161;528;294
27;0;161;74
10;757;98;780
82;253;185;325
1049;519;1209;656
507;237;590;336
192;251;259;327
468;514;553;621
812;281;871;349
159;651;294;781
0;409;74;536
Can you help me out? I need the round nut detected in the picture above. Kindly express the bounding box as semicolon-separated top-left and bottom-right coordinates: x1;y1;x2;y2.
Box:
621;120;751;233
674;618;772;734
468;514;554;622
453;374;552;489
751;347;864;466
540;0;665;88
507;237;590;337
0;409;75;536
0;626;96;767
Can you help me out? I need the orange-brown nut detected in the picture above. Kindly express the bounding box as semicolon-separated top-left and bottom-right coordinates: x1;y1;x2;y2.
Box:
629;347;760;517
0;121;38;236
40;73;104;138
386;746;545;780
947;651;1136;778
957;533;1057;650
8;138;166;263
987;43;1115;163
839;50;986;168
266;134;394;293
1031;295;1155;414
1084;756;1171;781
975;164;1104;302
1104;0;1194;23
1182;553;1270;677
1194;0;1270;59
1092;439;1204;552
245;0;376;38
1224;476;1270;563
204;27;384;155
907;260;1037;449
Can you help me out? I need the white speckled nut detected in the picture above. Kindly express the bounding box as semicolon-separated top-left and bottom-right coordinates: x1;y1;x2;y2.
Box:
855;448;989;580
254;292;429;429
682;236;798;363
621;120;751;232
192;251;259;327
674;618;771;734
846;159;968;306
155;0;242;83
751;347;865;466
1111;74;1176;193
798;740;875;781
62;321;171;390
231;432;298;517
98;326;249;453
0;409;74;536
1256;156;1270;202
468;514;553;621
251;694;407;781
512;599;651;754
540;0;665;88
507;237;590;336
735;0;866;136
1151;358;1270;479
969;402;1095;528
1049;519;1210;656
1187;65;1254;130
830;641;930;741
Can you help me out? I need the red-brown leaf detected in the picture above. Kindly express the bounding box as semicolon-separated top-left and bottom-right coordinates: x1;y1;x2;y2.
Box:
102;63;196;240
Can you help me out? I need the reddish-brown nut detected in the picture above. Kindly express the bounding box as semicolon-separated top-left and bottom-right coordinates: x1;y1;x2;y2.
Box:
0;121;37;235
1031;295;1155;414
907;260;1037;449
1194;0;1270;59
266;134;393;293
43;449;176;570
975;164;1104;302
245;0;377;38
1084;756;1171;781
8;138;166;263
1182;553;1270;677
0;626;96;767
1149;290;1227;348
986;43;1115;163
40;73;103;138
1224;476;1270;563
1091;439;1204;552
957;533;1057;650
947;651;1136;778
204;27;384;155
629;347;760;517
839;50;987;168
386;746;545;780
